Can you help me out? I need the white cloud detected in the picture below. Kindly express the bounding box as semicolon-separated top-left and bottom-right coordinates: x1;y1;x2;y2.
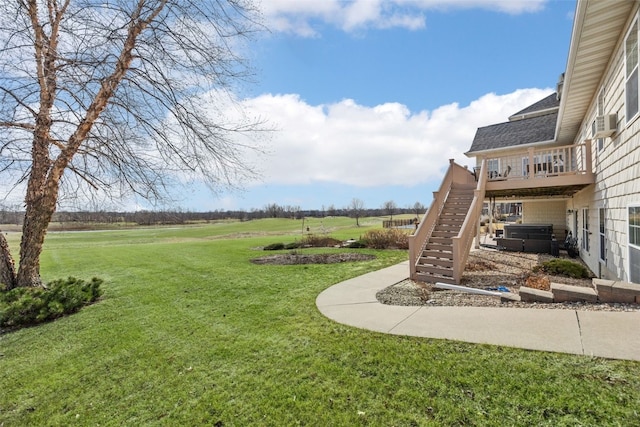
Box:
239;88;553;188
260;0;548;36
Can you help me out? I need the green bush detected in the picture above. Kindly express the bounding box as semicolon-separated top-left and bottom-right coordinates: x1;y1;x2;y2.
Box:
0;277;103;329
362;229;410;249
535;259;591;279
263;243;285;251
284;242;302;250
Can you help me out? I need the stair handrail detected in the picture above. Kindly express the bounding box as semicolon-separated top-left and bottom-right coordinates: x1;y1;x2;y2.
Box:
451;159;488;283
409;159;456;280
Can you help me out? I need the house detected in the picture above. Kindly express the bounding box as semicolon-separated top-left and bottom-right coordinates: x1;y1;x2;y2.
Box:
409;0;640;285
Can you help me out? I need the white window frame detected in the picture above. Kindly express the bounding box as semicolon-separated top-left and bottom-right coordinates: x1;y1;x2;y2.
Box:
629;204;640;283
625;17;639;123
582;208;590;252
599;207;606;263
487;158;500;179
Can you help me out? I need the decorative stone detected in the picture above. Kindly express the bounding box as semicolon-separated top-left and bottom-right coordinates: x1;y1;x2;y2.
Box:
519;286;554;303
500;293;521;303
551;283;598;303
593;278;616;302
611;281;640;304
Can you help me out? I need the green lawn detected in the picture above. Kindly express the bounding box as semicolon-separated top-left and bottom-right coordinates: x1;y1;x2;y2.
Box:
1;219;639;426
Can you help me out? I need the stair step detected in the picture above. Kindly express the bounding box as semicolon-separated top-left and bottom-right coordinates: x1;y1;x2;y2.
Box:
440;208;468;218
416;264;453;276
439;219;464;226
421;249;453;259
417;257;453;268
429;237;452;245
432;230;457;238
416;272;457;285
434;227;461;235
425;241;452;249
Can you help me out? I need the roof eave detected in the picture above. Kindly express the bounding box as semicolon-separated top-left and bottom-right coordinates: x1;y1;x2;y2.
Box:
465;139;556;158
554;0;587;143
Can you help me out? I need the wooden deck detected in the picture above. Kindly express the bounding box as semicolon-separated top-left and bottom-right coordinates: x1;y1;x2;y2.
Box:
476;142;594;199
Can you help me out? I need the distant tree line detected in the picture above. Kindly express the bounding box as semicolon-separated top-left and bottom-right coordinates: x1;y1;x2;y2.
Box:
0;201;427;227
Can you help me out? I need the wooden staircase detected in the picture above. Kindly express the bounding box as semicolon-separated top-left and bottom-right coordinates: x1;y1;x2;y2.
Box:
409;159;488;285
415;185;474;284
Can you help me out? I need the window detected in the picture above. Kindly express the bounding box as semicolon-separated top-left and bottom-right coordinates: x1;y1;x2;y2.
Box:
487;158;500;178
625;19;639;122
522;155;552;176
599;208;606;262
629;206;640;283
582;208;590;252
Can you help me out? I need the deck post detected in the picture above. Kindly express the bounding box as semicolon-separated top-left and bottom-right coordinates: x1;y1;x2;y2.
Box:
585;139;593;173
528;148;535;178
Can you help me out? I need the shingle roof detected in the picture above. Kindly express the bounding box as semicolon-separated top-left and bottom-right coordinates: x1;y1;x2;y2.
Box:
466;93;559;154
509;93;559;118
467;111;558;154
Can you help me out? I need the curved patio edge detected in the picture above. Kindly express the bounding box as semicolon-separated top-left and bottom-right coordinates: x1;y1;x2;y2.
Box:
316;261;640;361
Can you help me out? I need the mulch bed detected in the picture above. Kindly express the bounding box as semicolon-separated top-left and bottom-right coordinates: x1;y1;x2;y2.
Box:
251;253;375;265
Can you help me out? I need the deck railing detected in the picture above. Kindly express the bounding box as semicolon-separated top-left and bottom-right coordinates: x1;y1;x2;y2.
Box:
409;159;477;281
476;142;592;183
451;159;487;283
409;161;453;280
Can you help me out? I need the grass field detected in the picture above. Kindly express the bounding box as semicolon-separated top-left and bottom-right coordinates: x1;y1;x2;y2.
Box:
1;218;639;426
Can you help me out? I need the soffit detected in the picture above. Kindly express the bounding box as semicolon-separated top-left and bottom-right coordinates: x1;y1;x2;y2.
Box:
557;0;635;144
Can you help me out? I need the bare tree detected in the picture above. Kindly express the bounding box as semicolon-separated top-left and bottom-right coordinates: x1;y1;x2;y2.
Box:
412;201;426;218
264;203;282;218
348;198;365;227
0;0;265;288
382;200;397;222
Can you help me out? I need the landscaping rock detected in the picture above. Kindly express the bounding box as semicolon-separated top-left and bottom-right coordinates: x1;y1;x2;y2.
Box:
500;293;521;303
594;279;640;303
519;287;554;303
551;283;597;303
593;278;616;302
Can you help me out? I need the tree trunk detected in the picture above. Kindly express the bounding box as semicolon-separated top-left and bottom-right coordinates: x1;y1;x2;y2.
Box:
0;232;17;289
16;175;59;288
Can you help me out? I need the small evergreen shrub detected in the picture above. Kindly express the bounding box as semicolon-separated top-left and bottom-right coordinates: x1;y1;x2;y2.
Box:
0;277;103;329
347;240;367;248
263;243;285;251
284;242;302;250
534;259;591;279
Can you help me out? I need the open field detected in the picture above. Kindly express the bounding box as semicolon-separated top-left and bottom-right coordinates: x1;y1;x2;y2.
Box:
1;218;640;425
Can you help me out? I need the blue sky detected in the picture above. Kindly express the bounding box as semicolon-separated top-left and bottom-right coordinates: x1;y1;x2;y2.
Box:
147;0;576;212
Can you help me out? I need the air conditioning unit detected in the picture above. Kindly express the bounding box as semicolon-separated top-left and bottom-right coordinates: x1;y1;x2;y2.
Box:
593;114;617;138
